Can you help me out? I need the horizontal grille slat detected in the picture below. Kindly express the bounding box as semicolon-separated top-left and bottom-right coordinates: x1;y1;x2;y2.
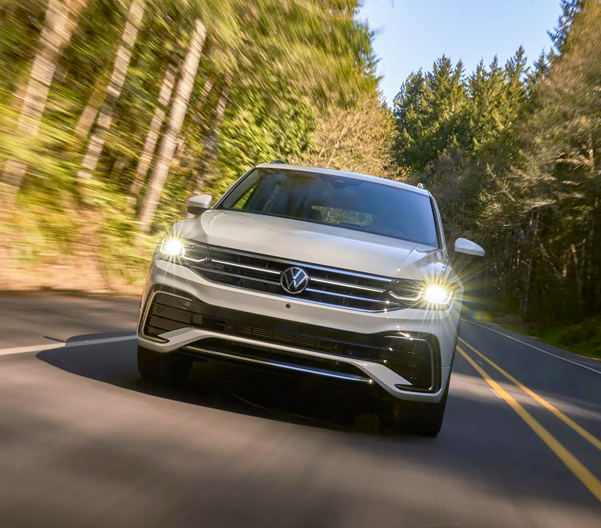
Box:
305;288;390;304
184;245;404;312
211;259;281;276
309;277;386;293
203;268;281;286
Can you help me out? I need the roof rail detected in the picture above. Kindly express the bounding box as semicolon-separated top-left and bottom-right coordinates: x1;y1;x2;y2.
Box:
270;159;286;164
417;183;425;189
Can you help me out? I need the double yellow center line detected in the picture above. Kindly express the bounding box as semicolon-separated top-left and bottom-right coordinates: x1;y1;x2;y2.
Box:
457;337;601;503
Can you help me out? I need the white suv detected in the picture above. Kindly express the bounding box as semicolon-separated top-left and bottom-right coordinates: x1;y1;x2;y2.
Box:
137;163;485;436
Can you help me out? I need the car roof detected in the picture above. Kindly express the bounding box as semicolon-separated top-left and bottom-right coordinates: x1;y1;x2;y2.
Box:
255;163;430;196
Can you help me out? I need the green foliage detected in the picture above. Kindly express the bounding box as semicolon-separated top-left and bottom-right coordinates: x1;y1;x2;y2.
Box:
393;57;468;173
0;0;384;290
535;317;601;359
391;1;601;334
548;0;583;57
211;90;315;196
0;1;47;92
297;92;396;178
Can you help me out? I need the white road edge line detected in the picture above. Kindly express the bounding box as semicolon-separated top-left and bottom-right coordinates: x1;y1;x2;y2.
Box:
0;335;137;356
466;321;601;376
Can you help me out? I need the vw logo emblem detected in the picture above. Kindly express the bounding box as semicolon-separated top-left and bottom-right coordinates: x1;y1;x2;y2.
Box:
280;267;309;295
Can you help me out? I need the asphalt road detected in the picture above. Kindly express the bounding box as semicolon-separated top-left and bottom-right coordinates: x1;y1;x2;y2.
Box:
1;294;601;528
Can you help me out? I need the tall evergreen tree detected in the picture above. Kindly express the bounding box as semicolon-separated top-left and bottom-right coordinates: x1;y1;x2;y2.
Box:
393;57;467;173
549;0;584;56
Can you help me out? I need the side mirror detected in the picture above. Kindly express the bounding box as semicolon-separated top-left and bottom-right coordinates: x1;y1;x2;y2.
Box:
454;238;485;258
187;194;212;216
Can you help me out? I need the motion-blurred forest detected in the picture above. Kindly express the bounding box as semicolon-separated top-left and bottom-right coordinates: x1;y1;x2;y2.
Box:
0;0;599;354
0;0;391;288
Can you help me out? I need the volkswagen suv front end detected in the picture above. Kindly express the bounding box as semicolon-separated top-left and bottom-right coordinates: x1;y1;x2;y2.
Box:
136;163;485;436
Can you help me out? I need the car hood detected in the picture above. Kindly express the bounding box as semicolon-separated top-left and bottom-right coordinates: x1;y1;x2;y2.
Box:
172;210;448;281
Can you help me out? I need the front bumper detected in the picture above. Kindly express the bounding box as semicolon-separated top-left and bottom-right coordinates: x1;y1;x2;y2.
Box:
137;260;461;403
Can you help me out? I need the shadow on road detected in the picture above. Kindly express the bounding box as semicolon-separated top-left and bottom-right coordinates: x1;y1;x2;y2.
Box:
31;331;601;519
37;333;391;435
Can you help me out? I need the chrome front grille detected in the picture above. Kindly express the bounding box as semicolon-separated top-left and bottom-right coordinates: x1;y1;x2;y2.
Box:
184;246;403;312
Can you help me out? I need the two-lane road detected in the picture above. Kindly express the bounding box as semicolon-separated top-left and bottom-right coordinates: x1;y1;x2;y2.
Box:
0;294;600;527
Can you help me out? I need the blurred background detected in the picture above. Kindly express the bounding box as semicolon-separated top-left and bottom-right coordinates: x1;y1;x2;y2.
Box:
0;0;599;358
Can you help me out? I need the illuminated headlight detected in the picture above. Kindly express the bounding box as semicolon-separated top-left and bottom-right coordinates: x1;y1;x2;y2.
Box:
159;238;186;258
157;237;208;263
388;280;454;309
423;285;453;306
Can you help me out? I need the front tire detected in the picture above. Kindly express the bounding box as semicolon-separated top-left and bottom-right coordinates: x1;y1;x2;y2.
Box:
137;345;193;386
392;380;450;437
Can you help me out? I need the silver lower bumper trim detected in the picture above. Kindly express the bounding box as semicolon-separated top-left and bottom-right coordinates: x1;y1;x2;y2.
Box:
184;345;373;384
139;326;413;390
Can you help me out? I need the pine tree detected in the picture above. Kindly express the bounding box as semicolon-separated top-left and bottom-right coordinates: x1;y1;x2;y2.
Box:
393;57;468;172
549;0;584;56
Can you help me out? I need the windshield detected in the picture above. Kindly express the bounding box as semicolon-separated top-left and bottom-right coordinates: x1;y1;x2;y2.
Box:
218;168;439;247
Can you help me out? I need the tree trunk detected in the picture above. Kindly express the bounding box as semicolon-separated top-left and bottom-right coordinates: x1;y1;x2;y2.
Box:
194;72;231;193
188;74;216;128
172;135;187;170
129;63;177;200
138;19;207;233
2;0;85;190
108;156;128;181
77;0;145;185
73;71;108;140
